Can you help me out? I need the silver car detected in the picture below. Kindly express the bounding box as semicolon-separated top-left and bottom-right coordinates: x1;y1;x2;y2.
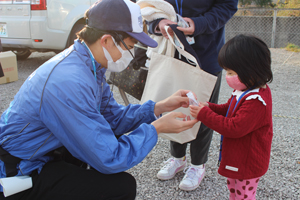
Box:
0;0;98;60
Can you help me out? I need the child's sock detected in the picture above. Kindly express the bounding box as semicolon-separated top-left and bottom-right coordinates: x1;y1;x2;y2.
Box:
174;156;186;161
191;164;204;169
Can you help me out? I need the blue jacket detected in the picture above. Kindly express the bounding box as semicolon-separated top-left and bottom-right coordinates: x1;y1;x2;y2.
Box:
148;0;238;75
0;40;158;189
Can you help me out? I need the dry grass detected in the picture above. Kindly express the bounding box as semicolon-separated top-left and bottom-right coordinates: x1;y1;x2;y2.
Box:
285;43;300;52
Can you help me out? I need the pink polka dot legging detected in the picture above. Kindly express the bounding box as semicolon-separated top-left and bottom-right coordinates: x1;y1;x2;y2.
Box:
227;177;260;200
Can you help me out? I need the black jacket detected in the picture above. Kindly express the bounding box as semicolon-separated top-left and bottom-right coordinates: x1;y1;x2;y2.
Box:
148;0;238;75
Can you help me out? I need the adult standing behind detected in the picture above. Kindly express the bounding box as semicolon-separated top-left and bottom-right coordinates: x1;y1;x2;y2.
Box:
148;0;239;191
0;0;198;199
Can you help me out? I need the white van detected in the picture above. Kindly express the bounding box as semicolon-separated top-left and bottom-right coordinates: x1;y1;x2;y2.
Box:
0;0;98;60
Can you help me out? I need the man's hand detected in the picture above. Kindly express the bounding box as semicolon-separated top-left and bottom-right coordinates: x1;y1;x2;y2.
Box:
151;112;198;134
154;89;191;116
176;17;195;36
189;102;208;119
158;19;177;39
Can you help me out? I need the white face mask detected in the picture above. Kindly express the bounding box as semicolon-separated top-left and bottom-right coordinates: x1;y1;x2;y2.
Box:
103;36;134;72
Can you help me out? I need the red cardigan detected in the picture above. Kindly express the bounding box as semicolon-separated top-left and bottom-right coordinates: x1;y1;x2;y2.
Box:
197;85;273;179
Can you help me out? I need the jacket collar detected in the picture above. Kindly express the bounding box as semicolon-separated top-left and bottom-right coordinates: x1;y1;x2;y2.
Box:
73;39;106;75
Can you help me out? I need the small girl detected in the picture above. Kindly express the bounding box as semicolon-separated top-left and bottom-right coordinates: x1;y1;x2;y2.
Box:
190;34;273;200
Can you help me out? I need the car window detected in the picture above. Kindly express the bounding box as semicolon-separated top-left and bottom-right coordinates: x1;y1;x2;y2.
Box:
0;0;12;4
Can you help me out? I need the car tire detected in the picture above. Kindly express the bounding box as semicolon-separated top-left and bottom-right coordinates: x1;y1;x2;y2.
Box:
13;49;32;60
66;22;85;48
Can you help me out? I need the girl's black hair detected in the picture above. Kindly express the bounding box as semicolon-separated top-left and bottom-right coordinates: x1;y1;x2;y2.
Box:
218;34;273;89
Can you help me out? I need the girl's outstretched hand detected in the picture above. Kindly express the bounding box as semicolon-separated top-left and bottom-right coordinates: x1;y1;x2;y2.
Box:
189;102;208;119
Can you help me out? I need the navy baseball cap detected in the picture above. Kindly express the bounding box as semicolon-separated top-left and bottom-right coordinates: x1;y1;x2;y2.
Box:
86;0;158;48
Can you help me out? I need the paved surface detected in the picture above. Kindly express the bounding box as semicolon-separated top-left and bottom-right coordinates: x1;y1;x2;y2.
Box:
0;49;299;199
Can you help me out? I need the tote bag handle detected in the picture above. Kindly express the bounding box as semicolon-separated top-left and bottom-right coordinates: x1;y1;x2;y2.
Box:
164;26;200;68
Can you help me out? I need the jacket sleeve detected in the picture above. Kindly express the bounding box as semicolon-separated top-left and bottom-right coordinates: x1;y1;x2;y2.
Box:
147;18;164;36
191;0;238;36
40;75;158;174
197;97;267;138
100;81;157;135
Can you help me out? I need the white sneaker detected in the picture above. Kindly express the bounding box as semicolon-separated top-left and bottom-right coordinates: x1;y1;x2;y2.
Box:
179;165;205;191
157;157;187;180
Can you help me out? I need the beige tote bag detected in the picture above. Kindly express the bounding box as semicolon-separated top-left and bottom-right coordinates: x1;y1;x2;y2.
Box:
141;26;217;144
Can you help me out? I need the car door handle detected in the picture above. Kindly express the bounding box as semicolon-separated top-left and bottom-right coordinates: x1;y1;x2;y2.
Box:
17;7;23;10
7;7;12;11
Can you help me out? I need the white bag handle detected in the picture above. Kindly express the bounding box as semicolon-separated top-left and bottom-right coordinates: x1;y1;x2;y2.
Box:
165;37;175;57
164;26;200;68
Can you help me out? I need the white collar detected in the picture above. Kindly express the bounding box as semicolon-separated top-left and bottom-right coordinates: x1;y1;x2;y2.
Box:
232;88;259;100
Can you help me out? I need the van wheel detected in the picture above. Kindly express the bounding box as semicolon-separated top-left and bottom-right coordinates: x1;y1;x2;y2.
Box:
67;23;85;48
13;49;32;60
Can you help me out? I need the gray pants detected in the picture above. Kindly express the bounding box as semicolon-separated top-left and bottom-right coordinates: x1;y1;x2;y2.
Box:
170;71;222;165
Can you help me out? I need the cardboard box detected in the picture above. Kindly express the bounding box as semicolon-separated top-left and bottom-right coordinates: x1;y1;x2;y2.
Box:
0;51;18;84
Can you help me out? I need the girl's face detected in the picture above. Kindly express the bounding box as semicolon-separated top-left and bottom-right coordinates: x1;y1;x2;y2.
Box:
225;69;247;91
225;69;237;76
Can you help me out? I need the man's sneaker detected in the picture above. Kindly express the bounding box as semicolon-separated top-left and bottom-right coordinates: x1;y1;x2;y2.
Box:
179;165;205;191
157;157;187;180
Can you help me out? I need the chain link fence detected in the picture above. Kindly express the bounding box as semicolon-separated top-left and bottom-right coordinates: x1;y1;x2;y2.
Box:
225;8;300;48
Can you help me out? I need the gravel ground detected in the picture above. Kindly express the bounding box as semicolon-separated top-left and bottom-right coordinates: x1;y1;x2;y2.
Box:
0;49;299;199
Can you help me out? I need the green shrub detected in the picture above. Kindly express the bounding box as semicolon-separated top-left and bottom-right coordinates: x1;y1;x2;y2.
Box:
285;43;300;52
